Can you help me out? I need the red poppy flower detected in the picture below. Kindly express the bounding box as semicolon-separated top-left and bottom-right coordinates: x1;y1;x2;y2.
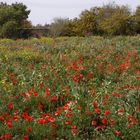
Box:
23;135;29;140
9;73;14;77
104;110;110;115
128;122;132;127
26;127;32;132
85;110;91;115
93;102;98;107
114;130;121;135
6;120;12;128
33;91;38;96
12;115;20;121
55;111;60;116
96;125;102;130
91;121;97;126
66;112;74;117
8;102;13;109
112;92;120;97
128;115;137;123
38;104;43;110
71;125;76;129
4;134;11;139
38;118;46;125
45;87;50;97
109;119;114;125
50;95;57;102
117;108;124;113
25;115;34;121
0;116;4;121
48;117;55;122
104;95;109;99
65;120;71;125
94;108;100;114
102;118;107;124
51;123;56;127
136;76;140;79
13;109;19;113
63;104;70;110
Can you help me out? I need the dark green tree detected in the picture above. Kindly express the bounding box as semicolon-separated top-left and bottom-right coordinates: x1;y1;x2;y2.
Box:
132;6;140;34
0;2;31;38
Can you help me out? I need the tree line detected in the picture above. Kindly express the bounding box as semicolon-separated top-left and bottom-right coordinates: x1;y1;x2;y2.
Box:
1;2;140;38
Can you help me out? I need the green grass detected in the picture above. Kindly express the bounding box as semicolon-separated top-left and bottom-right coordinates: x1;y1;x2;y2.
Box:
0;36;140;140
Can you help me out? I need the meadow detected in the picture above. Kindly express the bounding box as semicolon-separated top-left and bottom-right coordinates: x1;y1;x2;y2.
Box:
0;36;140;140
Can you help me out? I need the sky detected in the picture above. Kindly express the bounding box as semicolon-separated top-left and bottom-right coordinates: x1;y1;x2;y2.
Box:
1;0;140;25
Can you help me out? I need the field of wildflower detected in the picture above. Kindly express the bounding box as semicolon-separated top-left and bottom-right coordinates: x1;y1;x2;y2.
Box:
0;36;140;140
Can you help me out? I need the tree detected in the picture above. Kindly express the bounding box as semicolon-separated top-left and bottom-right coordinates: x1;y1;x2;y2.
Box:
61;10;99;37
0;2;31;38
132;6;140;34
78;10;98;36
91;4;132;35
0;21;18;38
49;18;68;37
62;20;76;36
61;3;133;36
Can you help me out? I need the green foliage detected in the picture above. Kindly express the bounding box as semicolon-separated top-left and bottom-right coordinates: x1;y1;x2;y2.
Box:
0;21;18;38
2;2;140;37
62;20;77;36
0;2;31;38
78;10;98;36
94;4;131;35
49;3;140;37
0;36;140;139
133;6;140;34
100;13;131;35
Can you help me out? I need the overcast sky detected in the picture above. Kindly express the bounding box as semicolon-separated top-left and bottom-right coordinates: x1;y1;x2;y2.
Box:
1;0;140;25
